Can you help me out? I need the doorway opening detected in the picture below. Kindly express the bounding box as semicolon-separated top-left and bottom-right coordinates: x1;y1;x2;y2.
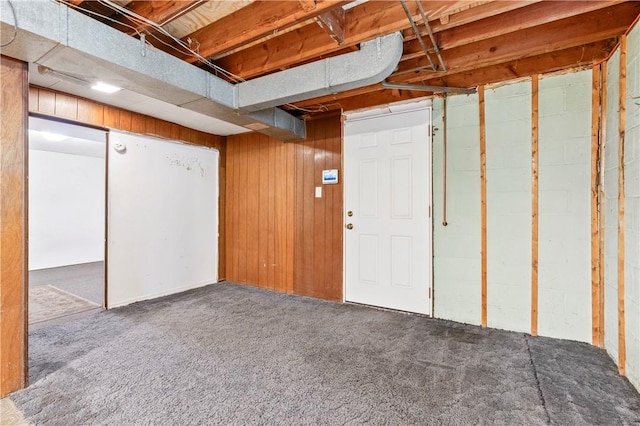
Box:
28;116;107;324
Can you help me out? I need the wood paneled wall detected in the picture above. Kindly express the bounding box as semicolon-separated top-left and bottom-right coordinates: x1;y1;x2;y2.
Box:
27;86;227;279
225;115;343;301
225;132;296;293
293;116;343;301
28;87;225;149
0;56;28;397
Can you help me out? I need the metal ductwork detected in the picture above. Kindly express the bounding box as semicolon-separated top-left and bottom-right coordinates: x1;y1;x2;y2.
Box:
0;0;403;141
237;32;404;112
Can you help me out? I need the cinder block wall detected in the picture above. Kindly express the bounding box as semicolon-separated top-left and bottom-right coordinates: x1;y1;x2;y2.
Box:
605;21;640;391
624;22;640;390
432;70;593;343
432;94;482;325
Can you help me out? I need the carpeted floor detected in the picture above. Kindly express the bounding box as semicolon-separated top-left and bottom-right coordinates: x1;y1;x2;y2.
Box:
9;282;640;425
29;286;100;324
29;262;104;305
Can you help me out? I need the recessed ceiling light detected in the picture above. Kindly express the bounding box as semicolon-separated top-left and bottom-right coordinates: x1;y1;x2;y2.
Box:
91;82;122;94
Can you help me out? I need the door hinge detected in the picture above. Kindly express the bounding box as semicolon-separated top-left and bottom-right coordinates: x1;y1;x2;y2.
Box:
429;287;432;300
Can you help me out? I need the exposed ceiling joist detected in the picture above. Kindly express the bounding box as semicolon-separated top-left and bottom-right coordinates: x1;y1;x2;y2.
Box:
213;0;454;80
394;3;639;79
180;0;350;62
116;0;206;34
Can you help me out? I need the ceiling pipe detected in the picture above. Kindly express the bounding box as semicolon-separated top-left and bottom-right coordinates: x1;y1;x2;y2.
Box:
399;0;438;72
382;81;476;94
0;0;404;141
415;0;447;72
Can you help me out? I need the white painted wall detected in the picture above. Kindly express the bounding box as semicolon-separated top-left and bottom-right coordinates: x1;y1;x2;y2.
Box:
432;94;482;325
107;132;219;308
28;143;105;270
538;70;592;343
623;22;640;390
485;81;532;333
604;48;621;367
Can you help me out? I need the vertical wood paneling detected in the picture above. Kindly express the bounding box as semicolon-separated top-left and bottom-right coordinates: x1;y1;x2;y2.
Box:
226;132;295;291
37;89;55;115
0;56;28;397
618;35;627;375
294;115;343;301
313;120;327;296
237;135;249;283
247;136;260;285
54;92;78;119
267;136;276;289
258;135;270;287
77;98;104;127
531;75;540;336
225;116;341;300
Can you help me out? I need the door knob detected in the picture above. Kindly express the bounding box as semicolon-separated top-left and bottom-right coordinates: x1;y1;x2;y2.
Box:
346;223;354;230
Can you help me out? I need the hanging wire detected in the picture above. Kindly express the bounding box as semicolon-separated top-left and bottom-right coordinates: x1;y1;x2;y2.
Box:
0;0;18;48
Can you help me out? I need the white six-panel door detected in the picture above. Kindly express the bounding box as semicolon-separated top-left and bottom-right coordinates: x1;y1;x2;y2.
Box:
344;102;432;315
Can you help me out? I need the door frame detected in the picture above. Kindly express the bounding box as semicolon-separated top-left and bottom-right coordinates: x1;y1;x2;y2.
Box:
341;99;434;315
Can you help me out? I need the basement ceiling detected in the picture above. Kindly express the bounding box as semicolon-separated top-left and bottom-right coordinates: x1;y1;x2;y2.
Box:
31;1;640;122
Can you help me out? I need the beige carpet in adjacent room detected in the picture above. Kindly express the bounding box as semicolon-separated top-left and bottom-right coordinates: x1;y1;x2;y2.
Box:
29;286;100;324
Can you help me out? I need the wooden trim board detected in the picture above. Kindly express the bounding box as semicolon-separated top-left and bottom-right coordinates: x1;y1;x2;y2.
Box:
531;74;539;337
479;85;487;328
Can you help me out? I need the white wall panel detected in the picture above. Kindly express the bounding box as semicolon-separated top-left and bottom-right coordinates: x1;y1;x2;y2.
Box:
107;132;218;307
29;149;105;270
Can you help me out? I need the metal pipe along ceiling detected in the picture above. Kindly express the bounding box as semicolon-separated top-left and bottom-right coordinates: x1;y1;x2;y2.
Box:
0;0;404;141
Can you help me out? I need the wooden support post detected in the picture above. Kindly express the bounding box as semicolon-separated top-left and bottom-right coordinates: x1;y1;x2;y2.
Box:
599;61;607;348
617;35;626;375
479;85;487;328
531;74;539;337
591;64;603;346
0;55;28;398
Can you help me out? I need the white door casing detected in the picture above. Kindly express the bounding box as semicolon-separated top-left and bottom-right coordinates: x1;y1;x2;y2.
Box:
344;102;432;315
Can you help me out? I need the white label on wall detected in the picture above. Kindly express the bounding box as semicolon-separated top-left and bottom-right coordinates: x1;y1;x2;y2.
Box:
323;169;339;184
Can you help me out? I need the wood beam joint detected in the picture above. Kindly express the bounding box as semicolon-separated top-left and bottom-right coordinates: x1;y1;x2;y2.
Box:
315;7;346;45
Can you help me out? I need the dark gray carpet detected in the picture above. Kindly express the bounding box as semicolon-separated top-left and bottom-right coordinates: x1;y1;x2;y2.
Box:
10;282;640;425
30;262;104;306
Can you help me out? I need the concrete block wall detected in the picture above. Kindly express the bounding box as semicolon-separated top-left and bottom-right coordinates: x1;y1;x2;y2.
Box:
624;22;640;390
432;94;482;325
603;19;640;391
433;70;593;344
538;70;592;342
485;81;532;333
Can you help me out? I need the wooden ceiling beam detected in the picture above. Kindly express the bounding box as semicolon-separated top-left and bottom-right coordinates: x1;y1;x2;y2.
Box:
289;38;617;112
181;0;349;63
118;0;206;34
402;0;628;62
213;0;459;79
394;2;640;80
404;0;543;39
315;7;345;45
